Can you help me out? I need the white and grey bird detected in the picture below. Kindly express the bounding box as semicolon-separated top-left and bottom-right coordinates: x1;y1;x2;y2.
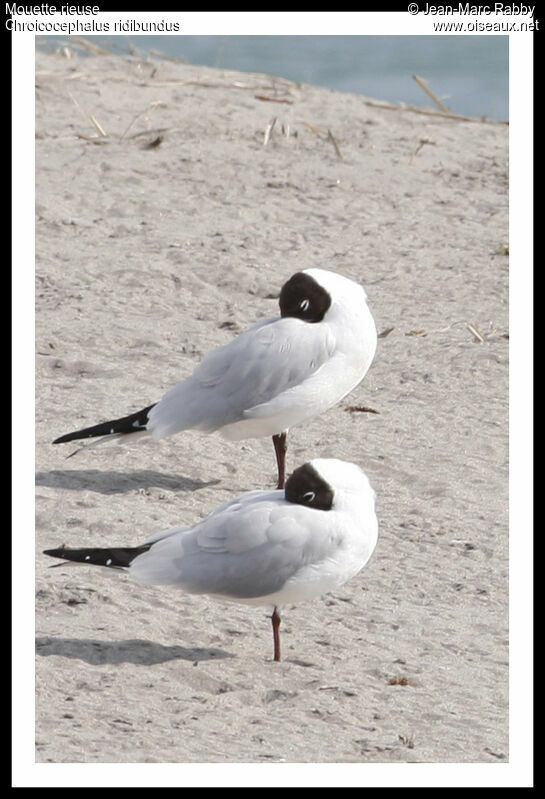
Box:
53;269;377;488
44;458;379;662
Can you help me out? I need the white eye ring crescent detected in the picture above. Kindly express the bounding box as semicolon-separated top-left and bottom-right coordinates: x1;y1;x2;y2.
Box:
299;299;310;312
303;491;315;502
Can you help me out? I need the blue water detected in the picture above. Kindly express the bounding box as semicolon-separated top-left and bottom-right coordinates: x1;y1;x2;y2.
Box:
44;35;509;120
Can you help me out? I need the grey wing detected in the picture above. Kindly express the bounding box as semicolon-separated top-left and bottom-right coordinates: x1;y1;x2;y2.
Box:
130;497;334;599
147;317;335;437
193;316;336;413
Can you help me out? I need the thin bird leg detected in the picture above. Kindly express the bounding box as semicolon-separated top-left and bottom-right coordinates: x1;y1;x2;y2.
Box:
272;432;288;489
271;606;282;662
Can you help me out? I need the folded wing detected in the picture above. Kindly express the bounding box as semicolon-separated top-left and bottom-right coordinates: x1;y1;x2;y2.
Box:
147;317;337;438
130;493;338;600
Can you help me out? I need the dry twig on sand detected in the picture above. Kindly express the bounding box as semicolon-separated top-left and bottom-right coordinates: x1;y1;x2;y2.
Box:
67;90;107;137
263;117;278;147
466;323;486;343
362;98;507;125
120;101;168;140
413;74;451;114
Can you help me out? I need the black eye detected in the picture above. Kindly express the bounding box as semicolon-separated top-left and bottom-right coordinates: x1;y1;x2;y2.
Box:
299;299;310;312
303;491;315;503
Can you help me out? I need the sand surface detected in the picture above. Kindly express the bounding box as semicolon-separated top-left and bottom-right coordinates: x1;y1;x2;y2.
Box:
34;48;509;767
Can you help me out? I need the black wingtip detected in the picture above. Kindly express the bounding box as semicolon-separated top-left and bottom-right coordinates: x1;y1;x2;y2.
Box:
52;403;157;445
52;433;79;445
43;545;151;568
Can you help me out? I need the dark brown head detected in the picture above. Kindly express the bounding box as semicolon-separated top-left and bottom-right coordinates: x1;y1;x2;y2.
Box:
284;461;334;511
279;271;332;323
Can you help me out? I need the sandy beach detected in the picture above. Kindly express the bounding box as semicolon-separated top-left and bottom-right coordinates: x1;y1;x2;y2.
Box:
34;47;509;767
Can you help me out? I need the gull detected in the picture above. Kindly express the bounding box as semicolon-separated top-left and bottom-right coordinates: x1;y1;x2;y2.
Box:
53;269;377;488
44;458;379;662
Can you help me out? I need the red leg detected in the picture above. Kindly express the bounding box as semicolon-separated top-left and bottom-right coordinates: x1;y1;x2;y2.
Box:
271;606;281;662
272;432;288;489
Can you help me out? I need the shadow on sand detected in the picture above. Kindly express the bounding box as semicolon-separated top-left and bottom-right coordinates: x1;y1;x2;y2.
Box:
35;469;220;495
35;635;232;665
